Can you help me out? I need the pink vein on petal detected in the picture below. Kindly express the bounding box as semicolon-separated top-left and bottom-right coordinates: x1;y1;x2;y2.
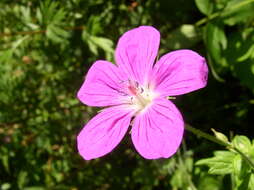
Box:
115;26;160;85
152;49;208;97
77;60;129;107
77;106;134;160
131;98;184;159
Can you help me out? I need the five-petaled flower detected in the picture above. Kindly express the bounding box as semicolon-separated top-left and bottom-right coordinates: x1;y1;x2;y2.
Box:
77;26;208;160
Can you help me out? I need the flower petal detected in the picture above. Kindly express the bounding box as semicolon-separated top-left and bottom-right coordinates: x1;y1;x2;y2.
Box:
115;26;160;85
151;50;208;97
77;60;128;107
77;106;133;160
131;98;184;159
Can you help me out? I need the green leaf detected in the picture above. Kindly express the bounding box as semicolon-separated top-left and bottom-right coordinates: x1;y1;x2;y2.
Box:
233;154;242;176
249;174;254;190
18;171;28;189
222;0;254;26
90;36;114;53
224;29;254;89
1;183;11;190
195;0;214;15
86;16;102;35
196;151;236;175
208;163;233;175
38;0;68;43
0;50;13;62
1;154;10;173
205;22;227;67
197;176;222;190
46;24;69;43
83;30;114;56
234;59;254;91
238;172;251;190
204;22;228;81
23;187;45;190
170;170;184;188
237;45;254;62
232;135;252;154
38;0;66;26
232;153;252;189
0;35;28;62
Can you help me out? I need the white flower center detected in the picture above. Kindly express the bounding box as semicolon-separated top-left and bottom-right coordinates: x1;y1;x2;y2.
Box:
126;80;156;112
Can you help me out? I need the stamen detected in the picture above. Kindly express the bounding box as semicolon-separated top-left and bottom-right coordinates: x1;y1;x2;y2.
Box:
119;79;156;111
139;87;144;94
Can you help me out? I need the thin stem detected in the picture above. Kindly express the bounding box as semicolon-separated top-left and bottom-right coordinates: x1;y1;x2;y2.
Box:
185;124;254;170
195;12;220;26
185;124;229;146
233;148;254;171
195;0;254;26
0;26;84;37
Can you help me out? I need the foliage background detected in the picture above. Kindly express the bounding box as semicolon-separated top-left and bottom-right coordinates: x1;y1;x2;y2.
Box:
0;0;254;189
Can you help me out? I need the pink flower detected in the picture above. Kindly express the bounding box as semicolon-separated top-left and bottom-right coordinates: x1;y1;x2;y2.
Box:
77;26;208;160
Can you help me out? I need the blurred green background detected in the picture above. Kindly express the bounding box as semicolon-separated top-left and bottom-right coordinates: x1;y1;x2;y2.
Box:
0;0;254;189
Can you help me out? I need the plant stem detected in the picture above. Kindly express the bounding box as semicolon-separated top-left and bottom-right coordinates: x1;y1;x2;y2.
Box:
0;26;84;37
195;0;254;26
233;147;254;171
185;124;254;170
185;124;229;146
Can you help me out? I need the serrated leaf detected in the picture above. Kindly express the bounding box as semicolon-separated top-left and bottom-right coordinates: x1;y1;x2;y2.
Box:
208;164;233;175
82;31;98;55
46;25;69;43
83;30;114;56
12;35;29;49
86;15;102;35
196;151;236;175
52;8;66;24
51;25;69;38
90;36;114;53
87;40;99;55
214;151;236;159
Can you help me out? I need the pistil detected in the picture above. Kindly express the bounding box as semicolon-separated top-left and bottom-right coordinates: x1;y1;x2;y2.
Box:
135;92;149;108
